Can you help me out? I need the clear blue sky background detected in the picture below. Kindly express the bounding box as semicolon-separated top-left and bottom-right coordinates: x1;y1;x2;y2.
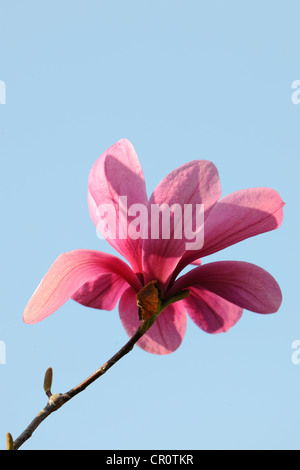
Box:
0;0;299;450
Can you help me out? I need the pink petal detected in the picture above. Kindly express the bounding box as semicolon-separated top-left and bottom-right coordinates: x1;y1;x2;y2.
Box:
142;160;221;291
183;287;243;334
169;261;282;314
72;273;128;310
23;250;142;324
190;258;202;266
119;287;187;355
88;139;148;273
176;187;284;272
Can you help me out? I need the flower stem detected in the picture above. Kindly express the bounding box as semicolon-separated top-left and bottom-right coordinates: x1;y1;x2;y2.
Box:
10;321;149;450
10;290;189;450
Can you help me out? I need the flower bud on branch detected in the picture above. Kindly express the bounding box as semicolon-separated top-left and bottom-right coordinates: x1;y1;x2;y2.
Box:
43;367;53;398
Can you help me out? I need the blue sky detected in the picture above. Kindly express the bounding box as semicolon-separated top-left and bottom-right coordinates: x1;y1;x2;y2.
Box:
0;0;299;450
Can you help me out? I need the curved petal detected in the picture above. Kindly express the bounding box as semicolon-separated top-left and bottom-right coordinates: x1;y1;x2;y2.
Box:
119;287;187;355
72;273;128;311
190;258;202;266
23;250;142;324
183;287;243;334
169;261;282;314
175;187;284;273
142;160;221;291
88;139;148;273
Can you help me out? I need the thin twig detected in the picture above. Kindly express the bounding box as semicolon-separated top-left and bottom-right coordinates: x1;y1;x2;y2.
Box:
12;324;145;450
10;289;189;450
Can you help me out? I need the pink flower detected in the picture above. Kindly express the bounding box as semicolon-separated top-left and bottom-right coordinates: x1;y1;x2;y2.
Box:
23;139;284;354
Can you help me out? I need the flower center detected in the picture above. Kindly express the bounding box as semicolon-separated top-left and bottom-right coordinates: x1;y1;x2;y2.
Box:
136;280;160;321
136;280;190;321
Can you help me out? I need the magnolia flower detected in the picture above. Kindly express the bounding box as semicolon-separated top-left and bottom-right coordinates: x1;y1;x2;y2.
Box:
23;139;284;354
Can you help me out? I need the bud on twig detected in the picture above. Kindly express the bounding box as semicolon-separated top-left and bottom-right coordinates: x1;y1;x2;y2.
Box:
6;432;13;450
43;367;53;397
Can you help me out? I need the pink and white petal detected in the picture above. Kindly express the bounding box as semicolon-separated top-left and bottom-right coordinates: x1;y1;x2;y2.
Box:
190;258;202;266
169;261;282;314
176;187;284;272
183;287;243;334
142;160;221;291
119;287;187;355
88;139;148;273
72;273;128;311
23;249;142;324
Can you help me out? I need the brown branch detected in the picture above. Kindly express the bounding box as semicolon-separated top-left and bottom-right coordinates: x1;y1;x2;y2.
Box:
9;290;189;450
11;324;145;450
